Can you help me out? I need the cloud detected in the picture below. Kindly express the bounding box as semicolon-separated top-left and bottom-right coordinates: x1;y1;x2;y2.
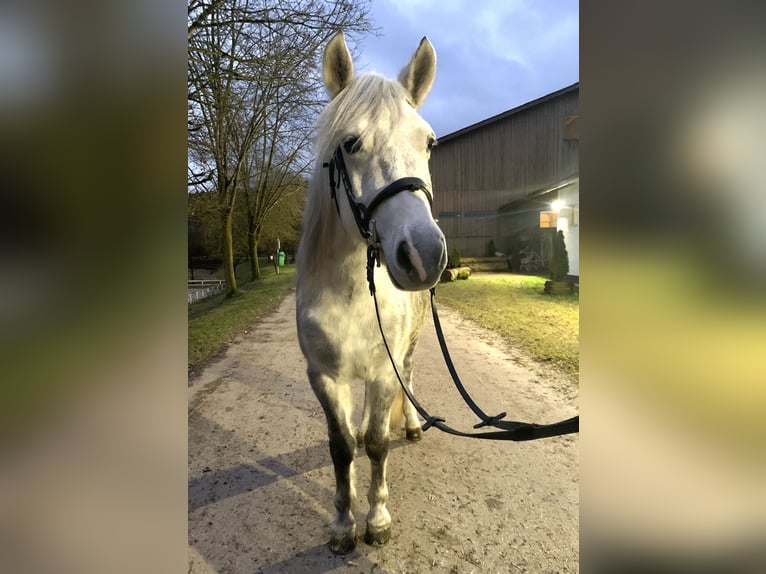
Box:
353;0;579;136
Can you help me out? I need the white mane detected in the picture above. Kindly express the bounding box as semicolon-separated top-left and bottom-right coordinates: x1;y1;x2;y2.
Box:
302;74;411;257
315;73;409;160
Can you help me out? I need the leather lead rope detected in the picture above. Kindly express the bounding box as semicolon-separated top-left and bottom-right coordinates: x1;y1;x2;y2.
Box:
369;246;578;441
427;287;579;439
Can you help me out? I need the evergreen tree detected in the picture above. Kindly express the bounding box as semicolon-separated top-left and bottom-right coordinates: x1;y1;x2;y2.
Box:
551;230;569;281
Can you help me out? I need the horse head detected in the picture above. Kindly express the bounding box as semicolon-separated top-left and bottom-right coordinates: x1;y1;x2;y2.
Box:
319;32;447;291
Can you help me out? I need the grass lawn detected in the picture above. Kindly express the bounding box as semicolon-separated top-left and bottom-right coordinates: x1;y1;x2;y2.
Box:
188;263;296;373
189;265;577;380
434;273;579;378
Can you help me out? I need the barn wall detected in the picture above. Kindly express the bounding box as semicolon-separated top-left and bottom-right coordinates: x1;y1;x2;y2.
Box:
558;181;580;277
430;86;579;257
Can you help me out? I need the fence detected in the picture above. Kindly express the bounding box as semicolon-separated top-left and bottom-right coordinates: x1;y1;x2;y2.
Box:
188;279;225;304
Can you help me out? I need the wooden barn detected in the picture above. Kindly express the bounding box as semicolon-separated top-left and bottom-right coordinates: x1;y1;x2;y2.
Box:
429;83;579;279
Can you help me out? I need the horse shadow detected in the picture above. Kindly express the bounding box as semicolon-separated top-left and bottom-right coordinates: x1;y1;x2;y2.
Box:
189;412;409;573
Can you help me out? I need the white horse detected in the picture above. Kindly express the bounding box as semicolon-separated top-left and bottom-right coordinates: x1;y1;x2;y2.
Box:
296;32;446;553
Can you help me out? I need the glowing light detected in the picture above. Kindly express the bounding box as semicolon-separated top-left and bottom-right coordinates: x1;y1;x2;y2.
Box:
551;199;565;212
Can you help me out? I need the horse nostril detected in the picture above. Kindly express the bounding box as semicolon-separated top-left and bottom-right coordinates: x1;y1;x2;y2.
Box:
396;239;429;283
396;241;414;274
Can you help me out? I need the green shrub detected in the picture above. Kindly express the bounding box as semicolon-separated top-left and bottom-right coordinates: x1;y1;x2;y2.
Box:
448;248;461;269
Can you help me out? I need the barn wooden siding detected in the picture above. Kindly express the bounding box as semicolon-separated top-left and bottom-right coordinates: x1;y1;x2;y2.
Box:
429;84;579;257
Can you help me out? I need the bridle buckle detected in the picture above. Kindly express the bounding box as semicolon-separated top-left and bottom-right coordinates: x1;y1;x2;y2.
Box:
367;219;380;249
366;219;382;295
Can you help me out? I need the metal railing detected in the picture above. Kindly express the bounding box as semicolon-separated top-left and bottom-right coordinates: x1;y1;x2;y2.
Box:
188;279;225;304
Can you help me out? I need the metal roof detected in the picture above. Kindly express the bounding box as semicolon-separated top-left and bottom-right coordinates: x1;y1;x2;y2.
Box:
437;82;579;143
497;176;579;213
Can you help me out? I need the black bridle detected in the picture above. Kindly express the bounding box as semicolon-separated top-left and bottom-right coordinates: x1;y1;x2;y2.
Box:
325;145;432;248
325;144;433;296
324;144;579;442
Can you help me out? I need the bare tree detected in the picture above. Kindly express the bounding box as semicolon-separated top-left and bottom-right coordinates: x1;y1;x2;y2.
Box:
188;0;372;296
256;179;306;257
238;29;322;280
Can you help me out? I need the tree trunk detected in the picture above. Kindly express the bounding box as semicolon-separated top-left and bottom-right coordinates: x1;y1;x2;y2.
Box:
247;212;261;282
222;210;238;297
440;267;471;282
248;223;261;282
248;238;260;282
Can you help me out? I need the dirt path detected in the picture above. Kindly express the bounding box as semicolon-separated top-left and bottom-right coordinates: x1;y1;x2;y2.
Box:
188;291;579;574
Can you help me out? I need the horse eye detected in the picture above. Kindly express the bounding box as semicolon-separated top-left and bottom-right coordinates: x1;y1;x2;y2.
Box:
343;136;362;154
427;136;437;152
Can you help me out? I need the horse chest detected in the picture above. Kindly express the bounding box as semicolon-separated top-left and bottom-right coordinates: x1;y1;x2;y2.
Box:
319;291;385;342
306;287;410;375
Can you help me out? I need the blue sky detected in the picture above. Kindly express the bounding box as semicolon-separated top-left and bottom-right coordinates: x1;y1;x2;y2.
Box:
352;0;579;138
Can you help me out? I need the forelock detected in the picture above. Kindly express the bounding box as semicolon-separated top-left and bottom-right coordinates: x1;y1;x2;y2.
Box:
316;74;408;160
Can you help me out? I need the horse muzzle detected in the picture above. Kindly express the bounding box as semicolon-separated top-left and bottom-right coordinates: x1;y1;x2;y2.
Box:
385;223;447;291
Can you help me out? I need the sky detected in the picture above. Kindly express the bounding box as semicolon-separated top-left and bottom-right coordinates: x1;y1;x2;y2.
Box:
352;0;579;138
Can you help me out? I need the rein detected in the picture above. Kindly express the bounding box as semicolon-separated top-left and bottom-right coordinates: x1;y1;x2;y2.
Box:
324;145;579;442
374;288;579;441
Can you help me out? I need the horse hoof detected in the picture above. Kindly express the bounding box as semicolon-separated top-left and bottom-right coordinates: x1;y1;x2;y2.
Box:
405;427;422;442
329;534;356;555
364;527;391;546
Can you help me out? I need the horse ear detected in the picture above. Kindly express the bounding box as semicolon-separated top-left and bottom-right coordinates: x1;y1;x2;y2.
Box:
398;37;437;108
323;31;354;99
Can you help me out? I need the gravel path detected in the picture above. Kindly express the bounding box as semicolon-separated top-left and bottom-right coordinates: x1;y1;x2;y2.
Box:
189;291;579;574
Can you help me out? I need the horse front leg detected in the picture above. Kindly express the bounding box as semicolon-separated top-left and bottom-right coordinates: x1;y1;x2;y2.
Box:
363;379;396;546
401;344;423;442
357;385;370;447
310;371;357;554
